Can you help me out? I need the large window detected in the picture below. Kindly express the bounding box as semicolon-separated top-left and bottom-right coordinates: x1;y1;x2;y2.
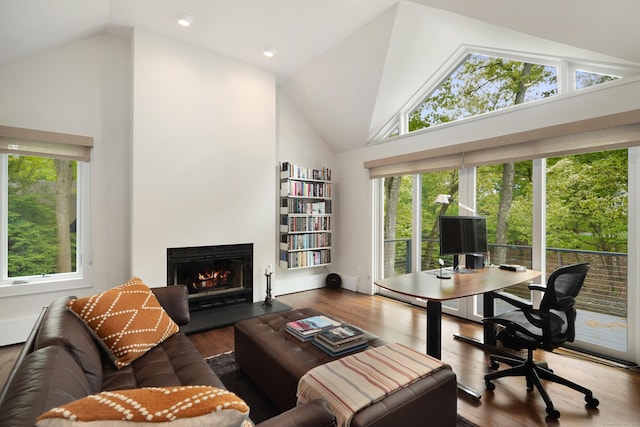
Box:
6;155;78;277
546;149;628;352
378;148;634;361
407;54;557;135
383;175;412;278
373;50;628;143
0;126;92;294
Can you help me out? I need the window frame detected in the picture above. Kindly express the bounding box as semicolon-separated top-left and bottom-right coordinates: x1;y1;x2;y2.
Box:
0;126;93;297
369;46;638;144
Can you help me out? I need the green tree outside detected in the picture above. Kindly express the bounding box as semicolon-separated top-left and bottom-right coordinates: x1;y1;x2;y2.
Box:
7;154;77;277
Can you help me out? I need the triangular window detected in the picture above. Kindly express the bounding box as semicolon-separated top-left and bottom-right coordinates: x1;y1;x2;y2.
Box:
575;70;620;90
408;54;557;133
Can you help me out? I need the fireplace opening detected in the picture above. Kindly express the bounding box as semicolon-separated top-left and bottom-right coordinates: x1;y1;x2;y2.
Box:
167;243;253;312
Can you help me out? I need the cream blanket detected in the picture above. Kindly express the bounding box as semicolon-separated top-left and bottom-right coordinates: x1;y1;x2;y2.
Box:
296;343;448;427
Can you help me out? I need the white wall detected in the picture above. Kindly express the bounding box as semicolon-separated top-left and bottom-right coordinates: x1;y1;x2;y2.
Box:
334;148;372;293
274;91;338;293
0;32;132;345
130;30;278;302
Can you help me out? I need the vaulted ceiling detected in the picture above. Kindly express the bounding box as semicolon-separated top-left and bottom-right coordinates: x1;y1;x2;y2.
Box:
2;0;639;152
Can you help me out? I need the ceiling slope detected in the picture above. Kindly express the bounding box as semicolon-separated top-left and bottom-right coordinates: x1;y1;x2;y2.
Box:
0;0;111;64
279;5;398;153
412;0;640;64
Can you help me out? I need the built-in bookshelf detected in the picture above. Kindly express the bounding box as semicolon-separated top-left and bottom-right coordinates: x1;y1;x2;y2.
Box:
279;162;332;269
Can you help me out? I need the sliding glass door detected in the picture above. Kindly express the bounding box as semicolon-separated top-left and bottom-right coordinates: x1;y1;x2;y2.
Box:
544;149;630;360
377;147;637;362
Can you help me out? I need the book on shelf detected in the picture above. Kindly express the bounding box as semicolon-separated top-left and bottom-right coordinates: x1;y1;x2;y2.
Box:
316;324;365;346
312;335;369;357
285;315;340;341
281;162;332;182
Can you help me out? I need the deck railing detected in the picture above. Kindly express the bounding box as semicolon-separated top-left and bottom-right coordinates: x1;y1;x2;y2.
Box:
383;239;628;317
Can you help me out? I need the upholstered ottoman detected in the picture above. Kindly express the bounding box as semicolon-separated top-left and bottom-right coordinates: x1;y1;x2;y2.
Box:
234;308;458;427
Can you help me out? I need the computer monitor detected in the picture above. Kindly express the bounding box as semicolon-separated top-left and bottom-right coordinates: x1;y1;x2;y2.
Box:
438;215;488;259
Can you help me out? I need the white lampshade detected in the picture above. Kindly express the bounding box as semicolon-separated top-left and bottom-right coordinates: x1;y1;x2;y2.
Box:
434;194;451;204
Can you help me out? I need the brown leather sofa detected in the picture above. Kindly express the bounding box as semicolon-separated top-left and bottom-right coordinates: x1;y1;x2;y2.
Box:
235;308;458;427
0;286;336;427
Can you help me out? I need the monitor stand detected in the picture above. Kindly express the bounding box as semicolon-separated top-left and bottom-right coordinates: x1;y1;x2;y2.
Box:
453;254;481;274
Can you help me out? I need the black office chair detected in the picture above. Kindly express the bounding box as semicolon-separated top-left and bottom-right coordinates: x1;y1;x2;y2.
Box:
484;262;599;420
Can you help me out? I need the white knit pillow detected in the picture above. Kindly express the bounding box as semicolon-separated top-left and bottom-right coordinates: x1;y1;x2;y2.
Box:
65;277;179;368
36;386;251;427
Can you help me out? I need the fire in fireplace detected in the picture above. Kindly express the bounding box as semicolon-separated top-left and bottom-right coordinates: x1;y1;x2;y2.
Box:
167;243;253;312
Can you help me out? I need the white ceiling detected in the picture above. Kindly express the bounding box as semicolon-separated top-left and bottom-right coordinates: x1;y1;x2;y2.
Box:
1;0;639;151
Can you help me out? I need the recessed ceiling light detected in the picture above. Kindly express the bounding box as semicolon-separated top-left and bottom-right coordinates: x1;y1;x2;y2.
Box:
174;12;193;27
263;46;277;58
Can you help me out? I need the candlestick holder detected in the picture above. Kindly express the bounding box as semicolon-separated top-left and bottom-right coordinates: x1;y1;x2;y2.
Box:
263;272;273;307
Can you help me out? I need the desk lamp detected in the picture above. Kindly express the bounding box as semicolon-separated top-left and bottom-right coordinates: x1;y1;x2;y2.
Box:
436;258;451;279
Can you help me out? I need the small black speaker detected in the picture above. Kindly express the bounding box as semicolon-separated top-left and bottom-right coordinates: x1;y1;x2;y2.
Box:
465;254;484;269
325;273;342;288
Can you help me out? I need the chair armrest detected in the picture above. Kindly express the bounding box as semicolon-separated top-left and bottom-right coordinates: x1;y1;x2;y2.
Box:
528;284;546;292
151;285;190;326
255;399;336;427
491;291;532;311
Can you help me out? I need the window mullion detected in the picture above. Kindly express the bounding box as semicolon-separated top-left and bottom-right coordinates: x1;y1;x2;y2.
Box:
0;155;7;281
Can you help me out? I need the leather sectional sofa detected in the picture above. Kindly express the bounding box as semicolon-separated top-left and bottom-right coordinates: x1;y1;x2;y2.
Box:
0;285;336;427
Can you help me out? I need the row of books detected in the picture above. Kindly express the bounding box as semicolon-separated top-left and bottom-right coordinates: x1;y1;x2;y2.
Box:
280;232;331;251
285;315;368;356
281;199;332;215
280;249;331;268
280;216;331;232
281;162;332;182
281;181;332;199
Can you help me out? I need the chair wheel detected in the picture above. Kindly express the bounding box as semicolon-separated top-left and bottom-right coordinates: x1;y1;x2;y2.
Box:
585;396;600;408
485;381;495;391
546;407;561;420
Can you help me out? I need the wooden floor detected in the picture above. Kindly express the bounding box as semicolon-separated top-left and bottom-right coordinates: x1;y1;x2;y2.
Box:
2;288;639;426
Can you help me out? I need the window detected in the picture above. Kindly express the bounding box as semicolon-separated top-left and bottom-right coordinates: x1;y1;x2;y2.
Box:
0;125;92;294
406;53;557;135
374;50;633;143
575;70;620;90
383;175;412;278
420;169;459;271
546;149;628;352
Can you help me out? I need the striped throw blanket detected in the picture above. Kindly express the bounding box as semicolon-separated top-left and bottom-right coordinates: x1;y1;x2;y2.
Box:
296;343;448;427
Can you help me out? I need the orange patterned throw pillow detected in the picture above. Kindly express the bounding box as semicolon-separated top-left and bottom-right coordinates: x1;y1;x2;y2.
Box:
36;386;251;426
66;277;179;368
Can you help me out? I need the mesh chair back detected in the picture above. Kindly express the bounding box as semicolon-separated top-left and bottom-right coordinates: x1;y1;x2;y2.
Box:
539;263;590;312
539;262;590;345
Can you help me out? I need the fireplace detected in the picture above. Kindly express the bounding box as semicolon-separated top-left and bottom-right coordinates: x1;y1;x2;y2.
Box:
167;243;253;313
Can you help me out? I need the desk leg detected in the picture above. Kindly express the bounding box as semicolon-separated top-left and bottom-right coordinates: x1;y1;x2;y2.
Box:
453;291;497;350
483;291;496;347
426;300;441;360
426;300;481;401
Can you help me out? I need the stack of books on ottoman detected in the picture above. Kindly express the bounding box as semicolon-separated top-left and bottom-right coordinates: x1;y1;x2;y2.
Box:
285;315;341;342
285;315;368;356
313;324;368;356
